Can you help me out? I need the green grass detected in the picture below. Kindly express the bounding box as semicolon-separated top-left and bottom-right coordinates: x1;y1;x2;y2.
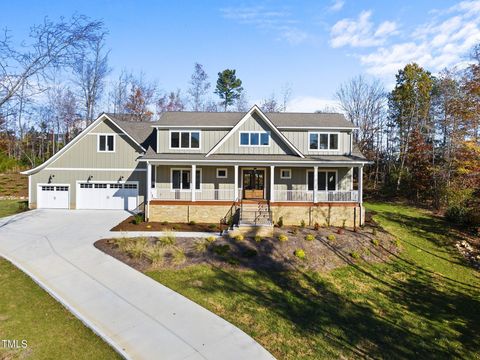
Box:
0;199;28;218
147;202;480;359
0;200;119;359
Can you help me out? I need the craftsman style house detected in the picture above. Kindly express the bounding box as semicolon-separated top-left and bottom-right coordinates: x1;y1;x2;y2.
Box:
22;105;368;227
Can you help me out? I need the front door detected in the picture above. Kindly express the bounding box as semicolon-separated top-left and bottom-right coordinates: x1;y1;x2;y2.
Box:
243;169;265;199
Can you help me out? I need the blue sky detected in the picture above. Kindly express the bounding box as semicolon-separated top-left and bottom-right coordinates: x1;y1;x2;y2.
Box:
1;0;479;111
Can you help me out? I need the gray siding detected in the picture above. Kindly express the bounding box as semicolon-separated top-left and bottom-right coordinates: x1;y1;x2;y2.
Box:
156;128;228;153
282;130;352;155
273;167;352;191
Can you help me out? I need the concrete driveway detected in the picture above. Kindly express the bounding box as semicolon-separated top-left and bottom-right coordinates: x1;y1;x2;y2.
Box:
0;210;275;360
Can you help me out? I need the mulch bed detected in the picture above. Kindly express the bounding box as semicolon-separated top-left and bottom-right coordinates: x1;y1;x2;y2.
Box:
97;218;398;273
111;215;220;233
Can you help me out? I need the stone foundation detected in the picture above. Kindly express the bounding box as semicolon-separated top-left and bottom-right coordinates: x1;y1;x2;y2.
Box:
149;203;232;223
228;226;274;238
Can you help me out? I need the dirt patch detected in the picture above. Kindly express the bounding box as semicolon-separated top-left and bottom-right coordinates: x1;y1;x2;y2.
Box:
111;215;220;233
97;219;398;273
0;172;28;198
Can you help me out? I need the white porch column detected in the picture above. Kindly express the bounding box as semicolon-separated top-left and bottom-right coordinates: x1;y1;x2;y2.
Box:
234;165;239;201
358;165;363;204
270;165;275;202
146;162;151;220
313;166;318;203
191;164;196;202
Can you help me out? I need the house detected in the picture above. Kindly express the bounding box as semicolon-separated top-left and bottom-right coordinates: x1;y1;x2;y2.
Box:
22;105;369;227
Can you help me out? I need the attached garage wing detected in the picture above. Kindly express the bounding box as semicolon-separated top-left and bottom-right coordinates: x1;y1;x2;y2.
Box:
37;185;70;209
76;182;138;210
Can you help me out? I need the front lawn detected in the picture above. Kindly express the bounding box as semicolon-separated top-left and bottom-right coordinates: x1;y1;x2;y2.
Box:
146;203;480;359
0;199;28;218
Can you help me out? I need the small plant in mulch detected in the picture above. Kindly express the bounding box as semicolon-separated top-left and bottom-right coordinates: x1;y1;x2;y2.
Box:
342;219;347;229
337;228;344;235
241;248;258;258
189;220;196;226
211;244;230;256
194;240;209;253
125;237;148;259
226;256;240;266
350;250;360;259
254;235;263;242
208;224;217;230
294;249;306;259
327;234;336;242
313;222;320;231
234;234;244;242
158;232;176;246
205;236;216;243
278;234;289;242
144;245;166;268
371;238;380;246
372;228;378;236
277;216;284;228
133;214;144;225
161;221;169;225
300;219;306;228
305;234;315;241
171;247;186;264
291;228;298;235
172;225;179;230
394;239;401;248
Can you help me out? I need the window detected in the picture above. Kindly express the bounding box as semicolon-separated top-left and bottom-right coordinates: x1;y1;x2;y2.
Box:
171;169;201;190
94;183;107;189
80;183;93;189
216;168;228;178
98;134;115;152
110;184;123;189
124;183;138;189
239;131;270;147
170;131;200;149
307;171;337;191
280;169;291;179
309;132;339;151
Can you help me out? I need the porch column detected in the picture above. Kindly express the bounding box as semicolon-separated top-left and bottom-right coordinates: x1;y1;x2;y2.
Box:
270;165;275;202
358;165;363;204
191;164;196;202
313;165;318;203
234;165;239;201
146;162;151;220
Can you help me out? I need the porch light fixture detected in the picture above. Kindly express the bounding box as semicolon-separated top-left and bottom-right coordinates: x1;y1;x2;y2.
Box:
118;176;124;182
48;174;55;183
87;175;93;182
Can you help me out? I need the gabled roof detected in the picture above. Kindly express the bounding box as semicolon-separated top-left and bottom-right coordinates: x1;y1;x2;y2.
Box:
205;105;305;158
21;114;147;175
154;111;356;129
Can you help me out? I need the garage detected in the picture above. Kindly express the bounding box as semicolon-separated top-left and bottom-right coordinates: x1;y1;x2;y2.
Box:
76;182;138;210
37;184;70;209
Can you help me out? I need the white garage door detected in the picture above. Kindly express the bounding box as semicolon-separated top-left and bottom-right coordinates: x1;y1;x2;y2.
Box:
76;182;138;210
37;185;70;209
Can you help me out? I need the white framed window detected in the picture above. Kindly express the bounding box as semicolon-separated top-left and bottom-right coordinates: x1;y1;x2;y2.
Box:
308;132;339;151
239;131;270;147
216;168;228;178
306;170;337;191
170;130;201;149
280;168;291;179
98;134;115;152
171;168;202;191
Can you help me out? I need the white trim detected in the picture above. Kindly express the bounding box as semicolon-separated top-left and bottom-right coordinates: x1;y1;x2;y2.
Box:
306;169;338;191
216;168;228;179
140;158;370;165
234;165;239;201
28;175;31;208
154;125;232;129
102;114;146;152
97;133;116;152
170;167;202;191
278;126;359;130
240;167;267;200
308;132;340;152
154;125;360;130
37;183;71;209
45;167;147;172
279;168;292;179
238;131;271;147
168;130;202;150
270;165;275;202
206;105;305;158
21;114;145;175
191;164;196;202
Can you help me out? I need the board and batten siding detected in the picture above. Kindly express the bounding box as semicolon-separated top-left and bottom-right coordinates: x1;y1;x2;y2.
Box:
29;118;146;208
156;128;228;153
282;130;352;155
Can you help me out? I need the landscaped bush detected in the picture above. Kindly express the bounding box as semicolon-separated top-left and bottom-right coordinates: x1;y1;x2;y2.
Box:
337;228;344;235
342;219;347;229
305;234;315;241
371;238;380;246
125;237;148;259
226;256;240;265
189;220;196;225
300;219;306;228
278;234;288;242
171;247;186;264
294;249;306;259
327;234;336;242
205;236;216;243
161;221;169;225
277;216;284;228
313;222;320;231
211;244;230;256
172;225;179;230
372;228;378;236
144;245;166;268
350;250;360;259
254;235;263;242
133;214;143;225
158;232;176;246
394;239;401;247
194;240;209;253
241;248;258;258
17;201;28;212
234;234;244;242
208;224;217;230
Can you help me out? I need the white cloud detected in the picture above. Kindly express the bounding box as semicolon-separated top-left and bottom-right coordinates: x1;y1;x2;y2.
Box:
329;0;345;12
287;96;340;112
330;11;398;48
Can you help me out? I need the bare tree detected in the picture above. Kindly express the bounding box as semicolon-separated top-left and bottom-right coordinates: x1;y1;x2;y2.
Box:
235;91;249;112
109;70;131;114
281;83;292;112
124;75;156;121
157;89;185;113
188;63;210;111
260;93;282;112
72;32;110;124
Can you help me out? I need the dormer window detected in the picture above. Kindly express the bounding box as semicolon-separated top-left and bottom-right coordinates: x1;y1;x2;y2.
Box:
239;131;270;147
309;132;339;151
98;134;115;152
170;130;200;149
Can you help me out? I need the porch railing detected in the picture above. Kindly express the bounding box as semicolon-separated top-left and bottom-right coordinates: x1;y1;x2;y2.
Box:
151;188;238;201
274;190;359;202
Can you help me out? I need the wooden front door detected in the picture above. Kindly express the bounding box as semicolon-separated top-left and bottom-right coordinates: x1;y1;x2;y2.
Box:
243;169;265;199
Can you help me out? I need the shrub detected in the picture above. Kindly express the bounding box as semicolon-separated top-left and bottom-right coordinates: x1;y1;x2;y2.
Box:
17;201;28;212
277;216;284;228
327;234;336;242
125;237;148;259
158;232;176;246
172;225;179;230
208;224;217;230
294;249;306;259
342;219;347;229
305;234;315;241
350;250;360;259
144;245;166;268
300;219;306;228
212;244;230;256
278;234;288;242
241;248;258;258
313;222;320;231
171;247;186;264
254;235;263;242
194;240;209;253
205;236;216;243
189;220;196;226
371;238;380;246
394;239;401;248
234;234;244;242
113;237;129;252
337;228;344;235
161;221;168;225
133;214;143;225
372;228;378;236
226;256;240;266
